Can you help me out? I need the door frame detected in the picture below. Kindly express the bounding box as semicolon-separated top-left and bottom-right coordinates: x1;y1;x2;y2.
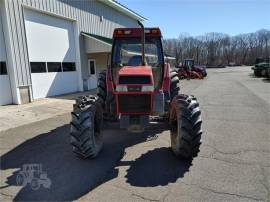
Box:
88;59;96;76
87;59;97;89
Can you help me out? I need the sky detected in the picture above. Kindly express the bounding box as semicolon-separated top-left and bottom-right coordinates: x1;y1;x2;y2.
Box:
118;0;270;39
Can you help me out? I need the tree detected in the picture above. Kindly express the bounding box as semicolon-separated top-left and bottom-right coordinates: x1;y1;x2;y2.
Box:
163;29;270;67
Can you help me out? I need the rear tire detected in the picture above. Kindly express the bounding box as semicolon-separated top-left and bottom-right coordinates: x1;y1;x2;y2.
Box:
97;70;107;105
97;70;117;120
170;70;181;100
70;95;103;159
170;94;202;159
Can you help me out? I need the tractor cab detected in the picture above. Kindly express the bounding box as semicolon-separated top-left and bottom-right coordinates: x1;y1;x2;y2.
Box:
111;27;165;90
183;59;194;69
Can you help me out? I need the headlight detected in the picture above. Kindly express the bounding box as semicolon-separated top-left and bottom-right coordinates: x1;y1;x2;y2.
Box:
116;85;128;92
141;86;154;92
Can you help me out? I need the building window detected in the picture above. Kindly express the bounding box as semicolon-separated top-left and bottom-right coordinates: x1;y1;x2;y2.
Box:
0;61;7;75
62;62;76;72
88;59;96;75
47;62;62;72
30;62;47;73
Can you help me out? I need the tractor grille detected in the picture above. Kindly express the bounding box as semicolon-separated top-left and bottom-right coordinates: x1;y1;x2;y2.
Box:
118;94;151;113
119;76;151;84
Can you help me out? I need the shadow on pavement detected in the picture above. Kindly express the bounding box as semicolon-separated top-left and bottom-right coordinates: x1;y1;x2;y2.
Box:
248;73;270;82
0;121;192;201
49;90;97;101
124;147;192;187
262;78;270;83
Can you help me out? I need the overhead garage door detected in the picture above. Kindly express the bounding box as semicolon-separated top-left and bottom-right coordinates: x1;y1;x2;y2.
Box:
24;9;78;99
0;14;12;105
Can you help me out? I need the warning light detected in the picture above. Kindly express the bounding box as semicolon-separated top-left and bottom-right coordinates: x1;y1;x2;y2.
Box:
144;29;151;34
117;30;123;35
124;30;131;35
151;29;159;34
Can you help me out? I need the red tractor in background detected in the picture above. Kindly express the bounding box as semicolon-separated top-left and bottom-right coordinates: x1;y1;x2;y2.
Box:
178;59;207;79
70;22;203;160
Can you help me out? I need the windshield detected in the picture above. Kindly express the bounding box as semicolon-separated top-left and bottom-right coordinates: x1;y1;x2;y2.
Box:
111;37;164;89
112;37;164;68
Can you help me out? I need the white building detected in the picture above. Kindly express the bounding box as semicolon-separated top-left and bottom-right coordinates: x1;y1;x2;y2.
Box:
0;0;145;105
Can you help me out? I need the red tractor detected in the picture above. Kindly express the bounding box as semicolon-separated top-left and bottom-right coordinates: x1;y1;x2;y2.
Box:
178;59;207;79
70;22;202;160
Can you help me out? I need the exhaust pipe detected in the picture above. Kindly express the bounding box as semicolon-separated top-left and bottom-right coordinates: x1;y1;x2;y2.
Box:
137;20;145;66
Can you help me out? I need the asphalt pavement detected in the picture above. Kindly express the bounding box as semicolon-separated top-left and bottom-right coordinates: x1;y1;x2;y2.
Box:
0;66;269;202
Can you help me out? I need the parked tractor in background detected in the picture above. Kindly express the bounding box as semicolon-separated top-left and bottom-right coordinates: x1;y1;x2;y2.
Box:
70;22;203;160
252;57;270;77
177;59;207;79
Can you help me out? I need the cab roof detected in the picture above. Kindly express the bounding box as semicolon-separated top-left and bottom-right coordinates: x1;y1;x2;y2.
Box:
113;28;162;38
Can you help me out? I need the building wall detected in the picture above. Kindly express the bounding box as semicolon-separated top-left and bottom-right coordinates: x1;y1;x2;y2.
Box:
88;52;110;75
0;10;13;105
1;0;138;104
0;14;6;61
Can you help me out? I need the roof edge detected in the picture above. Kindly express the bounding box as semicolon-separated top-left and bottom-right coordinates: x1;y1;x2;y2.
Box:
99;0;147;21
81;32;113;46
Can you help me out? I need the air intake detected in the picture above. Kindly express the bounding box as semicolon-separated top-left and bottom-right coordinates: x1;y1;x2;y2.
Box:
119;76;151;84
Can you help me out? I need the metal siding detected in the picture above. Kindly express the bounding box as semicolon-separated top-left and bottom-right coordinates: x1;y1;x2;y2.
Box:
17;1;31;85
12;0;27;85
5;0;24;86
6;0;138;87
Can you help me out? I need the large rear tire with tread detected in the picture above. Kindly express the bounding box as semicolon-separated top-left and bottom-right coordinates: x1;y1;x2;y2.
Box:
170;94;202;159
70;95;103;159
97;70;117;120
97;70;107;105
170;70;181;100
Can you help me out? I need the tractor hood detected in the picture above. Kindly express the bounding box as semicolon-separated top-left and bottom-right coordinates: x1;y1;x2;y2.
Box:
117;66;154;85
118;66;153;76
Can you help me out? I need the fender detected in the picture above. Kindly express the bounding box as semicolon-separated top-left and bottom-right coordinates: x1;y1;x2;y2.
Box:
162;63;171;102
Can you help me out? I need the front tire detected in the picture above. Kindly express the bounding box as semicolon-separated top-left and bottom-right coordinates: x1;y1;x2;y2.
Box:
16;173;27;187
170;94;202;159
70;95;103;159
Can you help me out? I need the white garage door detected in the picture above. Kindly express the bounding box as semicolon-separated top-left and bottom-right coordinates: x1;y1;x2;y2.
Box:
0;14;12;105
24;9;78;99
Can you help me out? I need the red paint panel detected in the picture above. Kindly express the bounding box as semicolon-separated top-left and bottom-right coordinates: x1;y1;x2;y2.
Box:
118;66;153;76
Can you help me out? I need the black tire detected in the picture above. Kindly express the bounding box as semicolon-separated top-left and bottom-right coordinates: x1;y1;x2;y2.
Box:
97;70;117;120
16;173;27;187
170;70;181;100
70;95;103;159
254;69;261;77
170;94;202;159
97;70;107;105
